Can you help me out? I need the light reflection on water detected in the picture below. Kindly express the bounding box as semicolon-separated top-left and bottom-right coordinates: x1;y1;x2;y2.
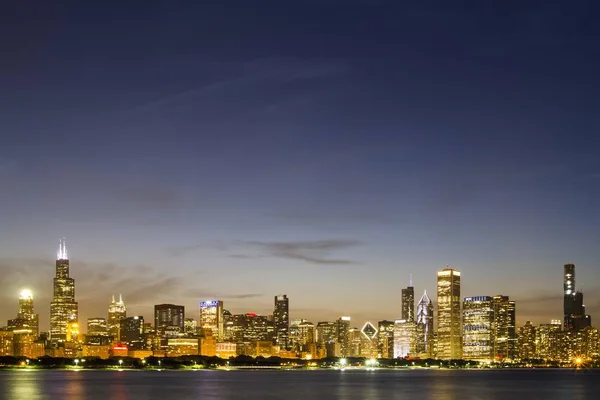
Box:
0;369;599;400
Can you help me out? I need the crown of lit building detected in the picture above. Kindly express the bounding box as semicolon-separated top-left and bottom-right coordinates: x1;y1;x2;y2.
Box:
361;321;378;340
19;289;33;300
57;237;68;260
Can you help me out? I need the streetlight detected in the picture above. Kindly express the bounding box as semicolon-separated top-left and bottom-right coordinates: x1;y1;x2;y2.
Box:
74;359;79;367
118;359;123;369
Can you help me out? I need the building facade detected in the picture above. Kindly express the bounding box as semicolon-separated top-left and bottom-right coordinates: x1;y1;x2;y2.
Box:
463;296;494;361
108;294;126;340
274;295;290;350
377;320;395;359
393;319;415;358
50;238;78;342
87;318;108;336
517;321;536;360
437;268;462;359
492;295;516;360
119;316;145;350
200;300;224;339
154;304;185;337
336;316;351;357
415;291;434;357
401;285;415;322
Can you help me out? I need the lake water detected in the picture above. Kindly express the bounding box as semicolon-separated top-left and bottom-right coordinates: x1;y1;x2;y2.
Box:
1;369;599;399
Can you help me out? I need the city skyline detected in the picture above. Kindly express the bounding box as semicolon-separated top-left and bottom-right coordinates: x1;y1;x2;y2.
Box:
2;2;600;334
0;239;596;334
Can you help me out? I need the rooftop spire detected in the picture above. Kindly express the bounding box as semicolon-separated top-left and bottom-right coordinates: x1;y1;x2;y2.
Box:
119;293;123;303
409;274;413;287
57;237;68;260
112;294;115;303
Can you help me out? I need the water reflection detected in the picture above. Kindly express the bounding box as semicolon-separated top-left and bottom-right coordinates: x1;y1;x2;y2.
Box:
6;371;44;400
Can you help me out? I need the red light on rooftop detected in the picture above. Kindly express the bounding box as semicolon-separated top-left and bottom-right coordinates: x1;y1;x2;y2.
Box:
246;313;257;317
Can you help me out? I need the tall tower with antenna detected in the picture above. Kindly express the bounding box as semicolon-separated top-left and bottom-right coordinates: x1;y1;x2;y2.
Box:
50;238;79;342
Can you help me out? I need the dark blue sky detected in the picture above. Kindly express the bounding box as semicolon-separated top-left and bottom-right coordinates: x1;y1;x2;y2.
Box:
1;1;599;330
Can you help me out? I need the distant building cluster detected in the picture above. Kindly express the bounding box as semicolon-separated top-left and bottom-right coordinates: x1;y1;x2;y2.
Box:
0;240;598;364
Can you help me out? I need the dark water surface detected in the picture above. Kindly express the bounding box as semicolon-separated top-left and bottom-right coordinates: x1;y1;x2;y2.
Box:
1;369;599;399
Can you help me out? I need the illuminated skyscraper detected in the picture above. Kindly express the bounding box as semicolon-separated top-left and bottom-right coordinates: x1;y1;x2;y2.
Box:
492;295;516;360
437;267;462;359
108;294;126;340
393;319;415;358
120;316;145;350
200;300;224;339
563;264;591;332
402;282;415;322
517;321;536;360
87;317;108;336
316;321;337;346
154;304;185;337
377;320;395;359
415;290;433;357
50;238;78;342
463;296;494;361
564;263;576;331
15;289;39;337
336;316;351;357
274;295;289;349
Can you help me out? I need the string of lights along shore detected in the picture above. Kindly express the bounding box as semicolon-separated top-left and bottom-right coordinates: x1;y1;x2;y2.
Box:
0;239;597;364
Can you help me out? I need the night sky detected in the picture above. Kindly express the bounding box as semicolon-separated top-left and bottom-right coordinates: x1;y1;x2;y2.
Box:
1;1;599;331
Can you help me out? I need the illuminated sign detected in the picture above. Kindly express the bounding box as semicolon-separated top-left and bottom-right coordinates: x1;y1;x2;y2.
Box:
246;313;257;317
113;345;128;350
200;300;220;308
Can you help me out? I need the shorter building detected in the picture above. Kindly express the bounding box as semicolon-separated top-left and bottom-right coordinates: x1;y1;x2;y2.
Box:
216;342;237;359
167;338;199;357
377;320;394;359
82;344;110;359
517;321;536;360
12;329;45;358
463;296;494;362
120;316;145;350
110;344;129;357
85;334;113;346
154;304;185;337
200;336;217;357
0;330;14;356
393;320;415;358
200;301;224;340
536;321;562;360
87;318;108;336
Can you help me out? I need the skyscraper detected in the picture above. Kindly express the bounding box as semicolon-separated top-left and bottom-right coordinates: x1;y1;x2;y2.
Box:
119;316;145;350
336;316;351;357
274;295;289;350
50;238;78;342
377;320;395;359
437;267;462;359
401;282;415;322
517;321;536;360
564;263;576;331
200;300;224;339
463;296;494;361
393;319;415;358
154;304;185;337
87;318;108;336
16;289;39;337
415;290;434;357
108;294;126;340
316;321;337;347
492;295;516;360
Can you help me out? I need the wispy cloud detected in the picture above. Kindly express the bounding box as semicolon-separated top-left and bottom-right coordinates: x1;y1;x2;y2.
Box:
166;241;229;257
240;239;362;265
125;56;347;114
